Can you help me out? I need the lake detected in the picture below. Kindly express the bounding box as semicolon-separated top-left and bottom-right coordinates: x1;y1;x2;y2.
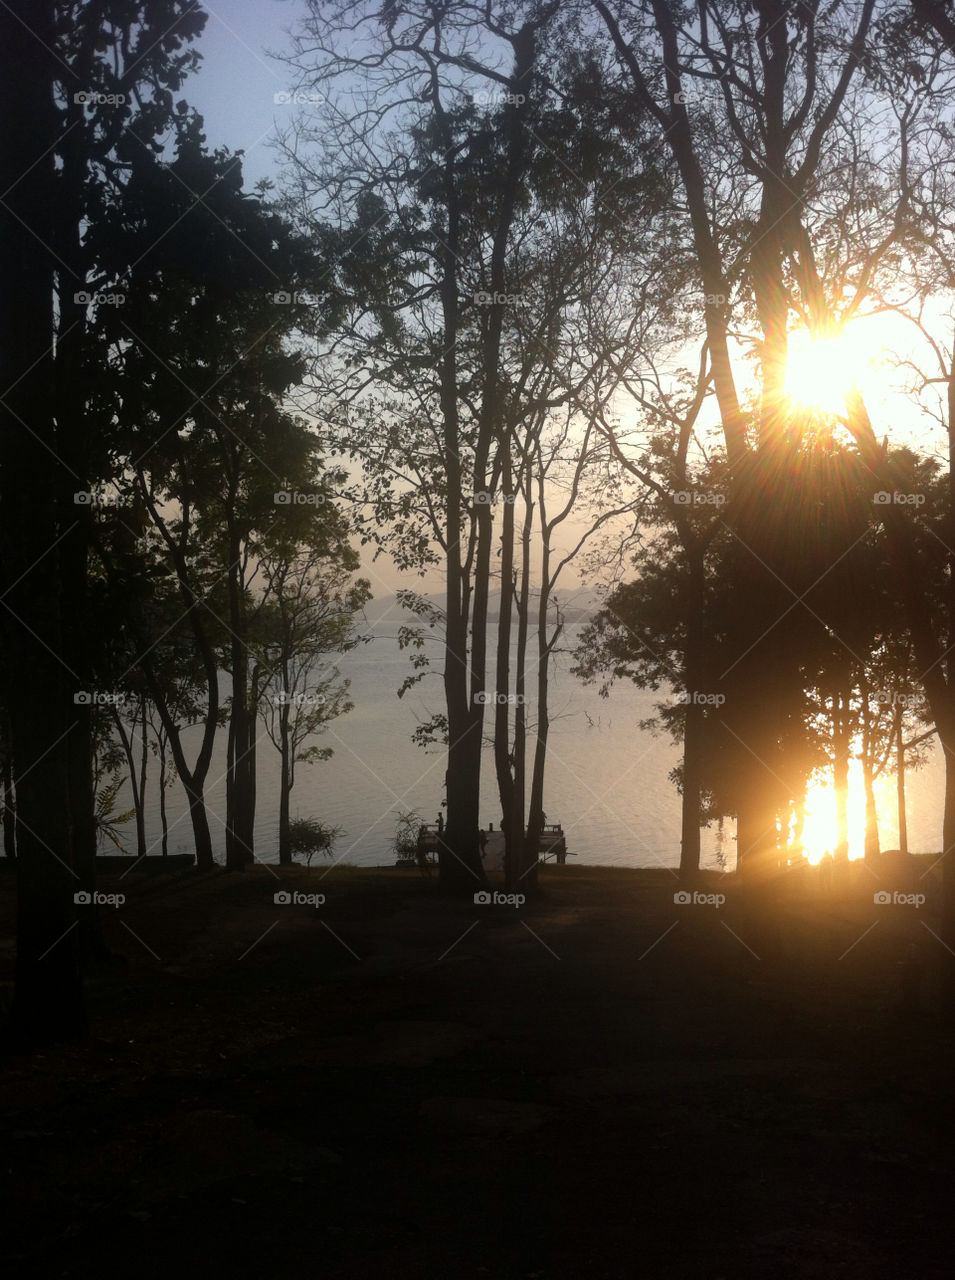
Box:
126;621;945;868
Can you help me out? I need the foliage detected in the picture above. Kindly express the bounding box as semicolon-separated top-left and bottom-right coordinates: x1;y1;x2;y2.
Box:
288;816;341;863
392;810;424;866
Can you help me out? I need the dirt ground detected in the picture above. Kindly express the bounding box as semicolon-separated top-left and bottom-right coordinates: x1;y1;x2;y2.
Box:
1;862;953;1279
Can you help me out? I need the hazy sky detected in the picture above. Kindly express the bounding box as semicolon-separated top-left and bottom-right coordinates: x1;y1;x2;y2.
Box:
186;0;308;187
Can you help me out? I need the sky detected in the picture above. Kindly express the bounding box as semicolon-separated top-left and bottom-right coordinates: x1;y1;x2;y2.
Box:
179;1;954;604
184;0;309;188
181;2;445;598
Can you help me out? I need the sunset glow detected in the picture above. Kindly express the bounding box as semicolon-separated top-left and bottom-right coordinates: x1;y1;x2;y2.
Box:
795;753;911;865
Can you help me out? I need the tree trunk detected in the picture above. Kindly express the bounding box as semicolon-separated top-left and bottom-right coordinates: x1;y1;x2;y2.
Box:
158;728;170;858
226;528;254;868
863;766;880;863
513;485;533;893
495;456;517;888
112;705;147;861
896;714;908;856
54;72;104;961
859;681;880;864
833;688;851;862
435;137;485;892
2;755;16;859
183;776;214;870
148;688;214;869
249;664;260;834
942;740;955;963
679;544;706;881
844;390;955;964
527;533;557;880
279;699;292;865
1;0;86;1044
139;707;149;859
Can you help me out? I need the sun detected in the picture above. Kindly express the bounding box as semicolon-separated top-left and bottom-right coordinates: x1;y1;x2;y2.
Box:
795;756;905;864
797;765;867;864
784;325;873;417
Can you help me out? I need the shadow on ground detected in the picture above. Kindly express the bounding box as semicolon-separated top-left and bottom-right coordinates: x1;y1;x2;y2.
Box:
1;865;952;1278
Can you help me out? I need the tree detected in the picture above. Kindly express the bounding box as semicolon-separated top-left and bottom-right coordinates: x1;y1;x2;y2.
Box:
1;0;86;1043
103;131;332;868
284;1;678;890
1;0;211;1041
258;548;370;864
583;0;955;889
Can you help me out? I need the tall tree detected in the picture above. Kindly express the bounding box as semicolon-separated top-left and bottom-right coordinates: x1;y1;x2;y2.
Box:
0;0;85;1043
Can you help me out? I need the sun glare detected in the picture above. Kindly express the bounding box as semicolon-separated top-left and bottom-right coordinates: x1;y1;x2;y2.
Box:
784;326;874;416
796;758;897;864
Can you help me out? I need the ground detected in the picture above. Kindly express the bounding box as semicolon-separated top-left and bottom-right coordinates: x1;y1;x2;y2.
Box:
1;862;953;1278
